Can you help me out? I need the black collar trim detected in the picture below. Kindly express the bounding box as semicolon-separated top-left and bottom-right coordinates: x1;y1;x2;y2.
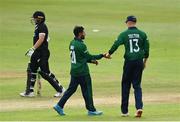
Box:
128;27;137;29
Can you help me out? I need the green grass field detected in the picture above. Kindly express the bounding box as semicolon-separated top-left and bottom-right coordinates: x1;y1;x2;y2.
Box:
0;0;180;121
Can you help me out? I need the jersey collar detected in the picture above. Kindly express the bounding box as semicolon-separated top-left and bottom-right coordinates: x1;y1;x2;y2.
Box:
74;37;83;42
128;27;137;29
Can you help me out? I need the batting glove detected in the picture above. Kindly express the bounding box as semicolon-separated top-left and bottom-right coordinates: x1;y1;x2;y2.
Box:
25;47;35;57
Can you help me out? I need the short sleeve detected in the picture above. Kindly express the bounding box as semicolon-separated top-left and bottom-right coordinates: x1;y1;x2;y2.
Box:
38;24;47;33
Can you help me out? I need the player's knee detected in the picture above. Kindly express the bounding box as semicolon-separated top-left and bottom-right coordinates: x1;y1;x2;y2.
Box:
38;71;51;79
38;70;46;78
132;84;141;90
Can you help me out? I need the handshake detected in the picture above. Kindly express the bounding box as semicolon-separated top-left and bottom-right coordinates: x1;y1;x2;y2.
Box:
91;53;112;66
103;53;112;59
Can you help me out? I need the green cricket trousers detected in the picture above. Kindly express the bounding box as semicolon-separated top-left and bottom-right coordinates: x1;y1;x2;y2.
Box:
58;74;96;111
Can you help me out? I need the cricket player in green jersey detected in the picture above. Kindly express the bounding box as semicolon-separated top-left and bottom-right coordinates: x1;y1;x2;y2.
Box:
54;26;104;116
105;16;149;117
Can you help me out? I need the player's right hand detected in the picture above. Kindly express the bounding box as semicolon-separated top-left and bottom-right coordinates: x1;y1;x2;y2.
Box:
103;53;112;59
25;47;35;57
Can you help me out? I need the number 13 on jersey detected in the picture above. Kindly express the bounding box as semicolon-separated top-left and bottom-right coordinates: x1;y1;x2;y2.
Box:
129;39;140;53
70;46;76;64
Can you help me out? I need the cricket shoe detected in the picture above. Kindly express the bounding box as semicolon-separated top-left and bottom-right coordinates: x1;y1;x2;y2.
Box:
54;87;66;97
88;110;103;116
53;104;65;116
135;109;143;117
121;113;129;117
19;91;35;97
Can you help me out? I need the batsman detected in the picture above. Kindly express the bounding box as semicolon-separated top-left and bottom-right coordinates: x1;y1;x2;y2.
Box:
20;11;65;97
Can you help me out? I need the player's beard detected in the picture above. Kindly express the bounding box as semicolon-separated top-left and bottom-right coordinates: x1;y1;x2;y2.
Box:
81;35;85;40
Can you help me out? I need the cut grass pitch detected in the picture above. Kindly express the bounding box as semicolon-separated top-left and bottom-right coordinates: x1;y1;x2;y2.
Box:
0;104;180;121
0;0;180;121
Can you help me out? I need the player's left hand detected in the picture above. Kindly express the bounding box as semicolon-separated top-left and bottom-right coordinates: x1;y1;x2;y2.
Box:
25;47;35;57
91;60;98;65
143;62;146;69
143;58;148;70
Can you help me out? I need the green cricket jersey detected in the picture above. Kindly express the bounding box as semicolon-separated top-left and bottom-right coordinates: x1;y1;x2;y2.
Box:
69;38;103;76
109;27;149;61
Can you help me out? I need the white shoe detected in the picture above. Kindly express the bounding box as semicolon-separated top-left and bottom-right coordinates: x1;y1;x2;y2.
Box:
54;87;66;97
121;113;129;117
135;109;143;117
20;91;35;97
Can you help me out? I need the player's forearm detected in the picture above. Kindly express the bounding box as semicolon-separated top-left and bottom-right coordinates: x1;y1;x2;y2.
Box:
33;33;45;49
144;38;149;58
93;54;104;60
144;52;149;59
108;45;118;55
33;39;44;49
108;40;121;55
87;54;104;61
144;46;149;58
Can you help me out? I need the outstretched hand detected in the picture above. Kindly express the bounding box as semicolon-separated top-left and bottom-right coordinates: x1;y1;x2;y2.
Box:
91;60;98;65
103;53;112;59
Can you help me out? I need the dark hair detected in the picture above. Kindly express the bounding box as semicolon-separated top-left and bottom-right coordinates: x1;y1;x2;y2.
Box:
73;26;84;37
33;11;45;23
